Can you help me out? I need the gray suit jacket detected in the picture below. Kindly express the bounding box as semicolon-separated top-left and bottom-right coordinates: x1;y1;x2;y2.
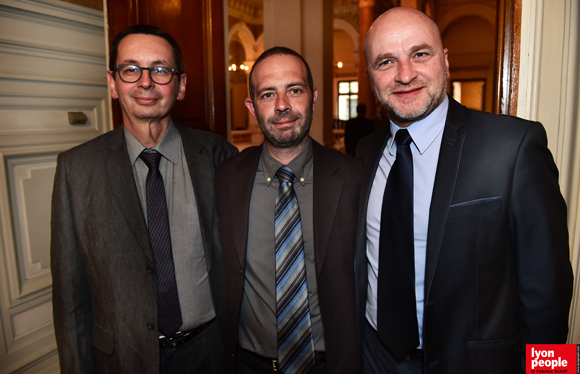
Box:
355;96;573;373
51;123;237;373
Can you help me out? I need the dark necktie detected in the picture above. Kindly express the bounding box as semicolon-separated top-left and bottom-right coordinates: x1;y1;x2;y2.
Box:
377;129;419;361
275;166;315;374
139;151;182;337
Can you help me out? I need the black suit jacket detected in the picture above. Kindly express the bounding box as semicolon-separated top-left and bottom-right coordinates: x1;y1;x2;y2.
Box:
216;139;363;374
355;97;573;373
51;123;237;373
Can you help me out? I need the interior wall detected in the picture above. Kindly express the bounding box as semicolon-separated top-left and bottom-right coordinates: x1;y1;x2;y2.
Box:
517;0;580;343
442;15;496;112
0;0;109;372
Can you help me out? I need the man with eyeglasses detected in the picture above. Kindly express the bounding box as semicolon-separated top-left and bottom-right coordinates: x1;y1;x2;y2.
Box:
51;25;237;374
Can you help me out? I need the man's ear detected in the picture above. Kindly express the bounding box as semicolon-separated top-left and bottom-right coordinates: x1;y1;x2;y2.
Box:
107;71;118;99
311;86;319;112
245;98;257;119
177;74;187;101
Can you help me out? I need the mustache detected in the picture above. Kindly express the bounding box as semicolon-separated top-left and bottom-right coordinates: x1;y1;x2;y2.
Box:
269;112;301;124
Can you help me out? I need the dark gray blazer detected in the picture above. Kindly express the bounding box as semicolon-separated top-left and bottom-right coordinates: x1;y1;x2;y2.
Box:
51;123;237;373
355;96;573;373
216;139;363;374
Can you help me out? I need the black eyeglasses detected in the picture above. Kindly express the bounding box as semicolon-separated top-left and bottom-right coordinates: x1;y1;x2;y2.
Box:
114;64;179;85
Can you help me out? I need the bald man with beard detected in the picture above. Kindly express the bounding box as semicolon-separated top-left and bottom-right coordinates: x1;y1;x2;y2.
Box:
355;7;572;374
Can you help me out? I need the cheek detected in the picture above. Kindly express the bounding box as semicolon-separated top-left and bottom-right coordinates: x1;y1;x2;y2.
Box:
370;72;392;91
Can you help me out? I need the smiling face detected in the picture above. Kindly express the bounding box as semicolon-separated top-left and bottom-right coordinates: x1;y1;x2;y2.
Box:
107;34;186;129
365;8;449;127
245;54;317;151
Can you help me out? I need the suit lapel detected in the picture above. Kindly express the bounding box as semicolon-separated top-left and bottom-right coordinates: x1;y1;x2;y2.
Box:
104;127;154;263
312;141;343;278
178;125;217;271
424;97;465;300
230;147;262;269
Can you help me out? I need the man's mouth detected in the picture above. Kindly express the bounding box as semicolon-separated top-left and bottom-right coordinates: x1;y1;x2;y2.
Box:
271;116;300;125
392;86;423;97
134;96;159;105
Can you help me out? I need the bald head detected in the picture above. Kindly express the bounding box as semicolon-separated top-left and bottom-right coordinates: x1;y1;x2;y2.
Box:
363;7;449;127
364;7;443;65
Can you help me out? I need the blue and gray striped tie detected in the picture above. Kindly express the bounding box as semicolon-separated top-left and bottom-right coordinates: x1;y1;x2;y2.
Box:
275;166;315;374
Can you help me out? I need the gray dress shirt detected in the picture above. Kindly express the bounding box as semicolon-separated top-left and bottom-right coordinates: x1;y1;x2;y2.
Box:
239;139;325;357
124;122;215;332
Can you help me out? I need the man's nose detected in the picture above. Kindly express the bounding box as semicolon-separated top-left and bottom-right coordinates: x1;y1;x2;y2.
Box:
138;68;155;88
395;59;418;85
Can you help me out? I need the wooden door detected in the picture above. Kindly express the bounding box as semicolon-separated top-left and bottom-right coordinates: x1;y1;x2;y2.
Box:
107;0;227;137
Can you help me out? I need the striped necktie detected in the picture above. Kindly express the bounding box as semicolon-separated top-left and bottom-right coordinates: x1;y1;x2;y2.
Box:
275;166;315;374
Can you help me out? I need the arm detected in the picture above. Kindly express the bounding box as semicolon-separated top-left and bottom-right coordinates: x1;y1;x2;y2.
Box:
51;152;97;374
510;121;573;345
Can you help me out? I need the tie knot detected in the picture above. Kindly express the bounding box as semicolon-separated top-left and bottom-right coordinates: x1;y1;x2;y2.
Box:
139;150;162;170
395;129;413;147
275;166;296;184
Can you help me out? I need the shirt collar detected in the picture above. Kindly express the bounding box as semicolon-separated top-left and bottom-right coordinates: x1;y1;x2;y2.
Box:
260;137;314;187
387;95;449;156
124;120;180;166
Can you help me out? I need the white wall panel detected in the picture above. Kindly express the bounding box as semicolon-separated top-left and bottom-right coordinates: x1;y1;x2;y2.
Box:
0;0;108;372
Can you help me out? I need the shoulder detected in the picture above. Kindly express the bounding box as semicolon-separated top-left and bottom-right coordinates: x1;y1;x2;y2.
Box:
176;124;238;161
177;125;235;149
312;140;363;175
217;145;261;173
448;97;543;139
461;108;548;147
58;127;121;163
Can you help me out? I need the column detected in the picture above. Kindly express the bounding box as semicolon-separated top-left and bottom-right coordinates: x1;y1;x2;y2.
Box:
358;0;377;118
262;0;334;146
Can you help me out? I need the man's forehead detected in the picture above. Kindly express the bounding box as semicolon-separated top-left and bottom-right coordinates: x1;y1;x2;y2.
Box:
369;19;441;54
253;55;308;88
116;34;174;62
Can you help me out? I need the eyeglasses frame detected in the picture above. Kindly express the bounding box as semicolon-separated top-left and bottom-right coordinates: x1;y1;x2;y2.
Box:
114;64;180;85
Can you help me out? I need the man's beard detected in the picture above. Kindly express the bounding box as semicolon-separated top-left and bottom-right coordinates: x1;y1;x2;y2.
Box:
379;75;447;125
256;104;313;149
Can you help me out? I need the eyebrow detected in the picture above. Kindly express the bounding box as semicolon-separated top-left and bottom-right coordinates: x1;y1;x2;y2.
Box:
120;59;171;66
256;82;307;96
372;43;435;65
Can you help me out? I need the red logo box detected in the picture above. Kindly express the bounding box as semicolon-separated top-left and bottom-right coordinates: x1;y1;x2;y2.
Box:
526;344;578;374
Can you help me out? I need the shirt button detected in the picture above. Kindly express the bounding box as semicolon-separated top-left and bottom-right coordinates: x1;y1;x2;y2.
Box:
147;323;155;330
146;267;154;274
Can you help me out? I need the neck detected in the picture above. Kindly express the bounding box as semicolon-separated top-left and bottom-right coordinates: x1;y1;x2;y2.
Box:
265;137;309;165
124;117;171;147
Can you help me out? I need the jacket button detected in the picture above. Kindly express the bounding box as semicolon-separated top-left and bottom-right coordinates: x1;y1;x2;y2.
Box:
240;269;243;276
234;312;237;319
146;267;154;274
147;323;155;330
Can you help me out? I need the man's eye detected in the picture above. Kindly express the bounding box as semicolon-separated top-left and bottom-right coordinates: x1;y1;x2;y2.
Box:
124;66;139;73
290;88;302;94
415;52;427;58
261;93;273;99
152;67;171;75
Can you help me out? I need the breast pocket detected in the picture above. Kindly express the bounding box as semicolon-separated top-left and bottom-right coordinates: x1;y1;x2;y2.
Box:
447;197;502;219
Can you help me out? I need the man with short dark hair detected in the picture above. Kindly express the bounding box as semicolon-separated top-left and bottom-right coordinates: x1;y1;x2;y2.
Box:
51;24;237;373
344;103;375;156
216;46;361;374
356;7;573;374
